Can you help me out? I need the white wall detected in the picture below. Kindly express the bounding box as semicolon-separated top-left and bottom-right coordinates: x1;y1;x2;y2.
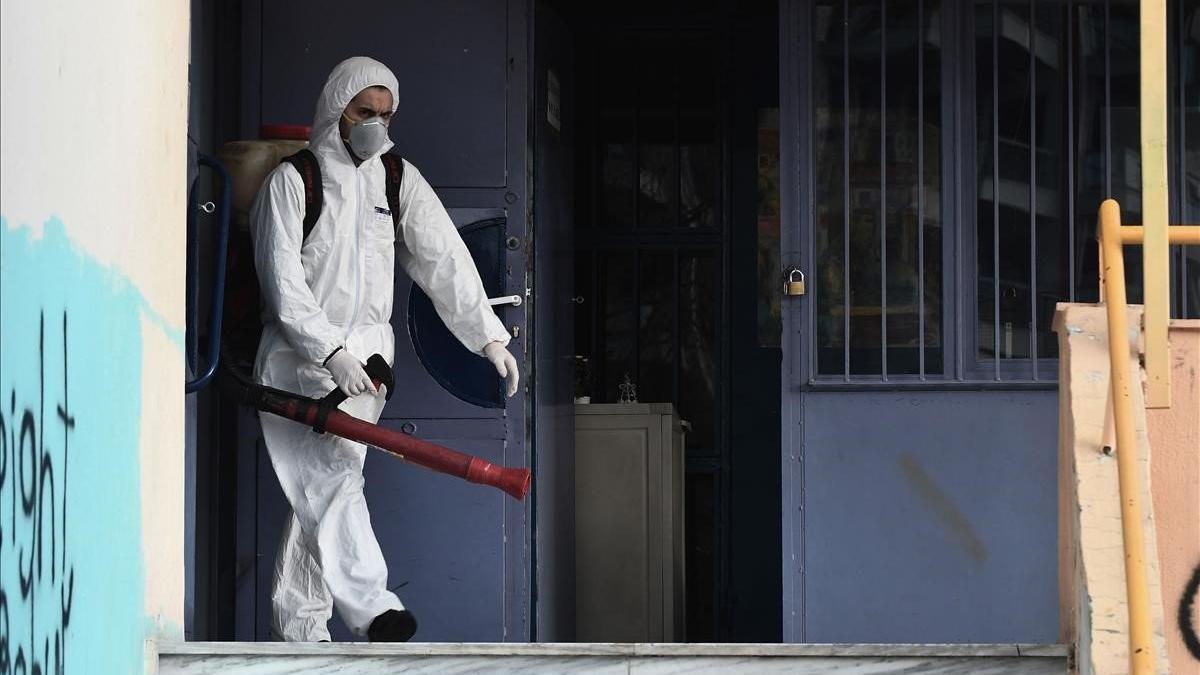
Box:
1;0;189;671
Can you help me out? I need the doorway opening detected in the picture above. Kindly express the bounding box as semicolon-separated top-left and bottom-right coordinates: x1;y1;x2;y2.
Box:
556;0;783;642
186;0;784;644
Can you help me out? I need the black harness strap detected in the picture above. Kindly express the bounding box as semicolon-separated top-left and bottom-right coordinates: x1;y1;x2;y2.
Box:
280;149;323;242
380;152;405;230
283;149;402;238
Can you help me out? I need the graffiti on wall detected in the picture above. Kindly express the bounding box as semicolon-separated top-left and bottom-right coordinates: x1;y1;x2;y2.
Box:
1181;562;1200;661
0;219;147;674
0;313;76;674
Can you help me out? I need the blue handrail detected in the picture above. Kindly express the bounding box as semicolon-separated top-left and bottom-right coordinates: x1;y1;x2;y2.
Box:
186;165;199;373
185;155;231;393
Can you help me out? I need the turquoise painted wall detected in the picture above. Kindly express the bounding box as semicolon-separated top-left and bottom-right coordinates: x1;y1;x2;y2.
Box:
1;218;148;674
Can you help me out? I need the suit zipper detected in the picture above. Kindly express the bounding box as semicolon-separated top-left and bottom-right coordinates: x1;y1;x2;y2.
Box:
346;168;365;340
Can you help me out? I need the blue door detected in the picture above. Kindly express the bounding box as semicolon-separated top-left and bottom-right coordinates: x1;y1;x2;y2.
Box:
778;0;1076;643
779;0;1196;642
232;0;577;642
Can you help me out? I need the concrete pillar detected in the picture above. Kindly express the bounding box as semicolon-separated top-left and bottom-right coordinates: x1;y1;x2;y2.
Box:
1;0;189;672
1054;303;1171;674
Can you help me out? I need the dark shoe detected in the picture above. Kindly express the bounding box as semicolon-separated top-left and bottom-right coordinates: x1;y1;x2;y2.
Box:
367;609;417;642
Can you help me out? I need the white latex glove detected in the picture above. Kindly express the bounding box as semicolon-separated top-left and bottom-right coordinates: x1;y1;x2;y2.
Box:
483;341;520;398
325;349;377;397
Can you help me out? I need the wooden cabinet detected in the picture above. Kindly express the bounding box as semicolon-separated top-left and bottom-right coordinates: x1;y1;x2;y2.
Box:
574;404;687;642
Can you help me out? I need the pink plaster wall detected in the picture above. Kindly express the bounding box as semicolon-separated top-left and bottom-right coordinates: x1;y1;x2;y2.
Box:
1145;320;1200;673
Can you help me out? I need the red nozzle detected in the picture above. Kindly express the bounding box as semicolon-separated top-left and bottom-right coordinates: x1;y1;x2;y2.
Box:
466;458;531;501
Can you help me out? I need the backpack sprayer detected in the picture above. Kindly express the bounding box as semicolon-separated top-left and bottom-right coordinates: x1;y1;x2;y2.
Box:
191;137;530;501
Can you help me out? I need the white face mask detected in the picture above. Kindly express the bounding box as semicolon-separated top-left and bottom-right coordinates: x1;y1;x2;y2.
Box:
341;113;389;160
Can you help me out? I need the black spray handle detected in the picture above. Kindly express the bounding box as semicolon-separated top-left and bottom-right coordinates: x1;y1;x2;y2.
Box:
313;353;395;434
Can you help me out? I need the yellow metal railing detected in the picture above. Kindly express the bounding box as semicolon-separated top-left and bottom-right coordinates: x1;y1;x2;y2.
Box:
1096;200;1200;675
1141;0;1171;411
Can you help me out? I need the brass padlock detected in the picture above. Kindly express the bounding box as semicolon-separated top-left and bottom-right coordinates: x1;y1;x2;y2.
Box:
785;269;806;296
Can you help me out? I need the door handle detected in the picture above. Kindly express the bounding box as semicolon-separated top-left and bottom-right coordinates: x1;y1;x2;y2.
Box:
185;154;232;393
488;295;524;308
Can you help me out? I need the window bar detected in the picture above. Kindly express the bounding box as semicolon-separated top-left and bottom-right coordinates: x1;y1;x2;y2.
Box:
673;31;682;231
632;38;642;392
881;0;889;381
1180;0;1190;317
634;247;642;399
591;249;600;400
672;250;680;408
1104;0;1111;197
993;0;1002;379
634;38;643;231
588;42;599;395
1169;1;1179;318
1030;0;1039;377
1068;0;1076;302
589;52;602;398
1181;0;1191;318
806;3;819;382
917;0;926;379
590;44;601;235
843;0;852;381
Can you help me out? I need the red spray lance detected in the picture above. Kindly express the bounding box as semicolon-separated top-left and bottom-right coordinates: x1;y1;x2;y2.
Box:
219;354;530;501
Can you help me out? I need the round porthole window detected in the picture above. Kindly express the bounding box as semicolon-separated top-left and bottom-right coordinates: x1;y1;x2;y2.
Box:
406;217;507;408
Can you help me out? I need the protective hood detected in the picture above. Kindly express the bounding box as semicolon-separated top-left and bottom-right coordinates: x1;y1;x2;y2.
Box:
311;56;400;161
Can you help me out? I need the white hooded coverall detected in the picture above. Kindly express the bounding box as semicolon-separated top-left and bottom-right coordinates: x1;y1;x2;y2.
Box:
250;56;511;641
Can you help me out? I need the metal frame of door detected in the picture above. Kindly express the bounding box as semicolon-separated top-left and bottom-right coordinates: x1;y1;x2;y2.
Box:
778;0;1018;596
778;0;1030;641
778;0;807;640
779;0;1047;642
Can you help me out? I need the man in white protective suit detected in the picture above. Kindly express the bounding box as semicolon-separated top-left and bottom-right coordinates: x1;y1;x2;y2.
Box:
250;56;519;642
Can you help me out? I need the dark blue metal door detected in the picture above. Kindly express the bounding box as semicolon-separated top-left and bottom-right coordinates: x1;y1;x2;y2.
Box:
236;0;533;642
778;0;1060;643
778;0;1195;642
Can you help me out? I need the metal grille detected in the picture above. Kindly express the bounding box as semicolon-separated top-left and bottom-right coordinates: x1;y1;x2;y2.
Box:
811;0;945;380
974;0;1131;376
576;28;723;454
974;0;1197;381
807;0;1196;385
574;22;728;642
1170;0;1199;318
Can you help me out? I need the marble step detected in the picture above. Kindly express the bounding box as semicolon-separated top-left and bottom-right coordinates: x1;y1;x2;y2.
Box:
155;642;1069;674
